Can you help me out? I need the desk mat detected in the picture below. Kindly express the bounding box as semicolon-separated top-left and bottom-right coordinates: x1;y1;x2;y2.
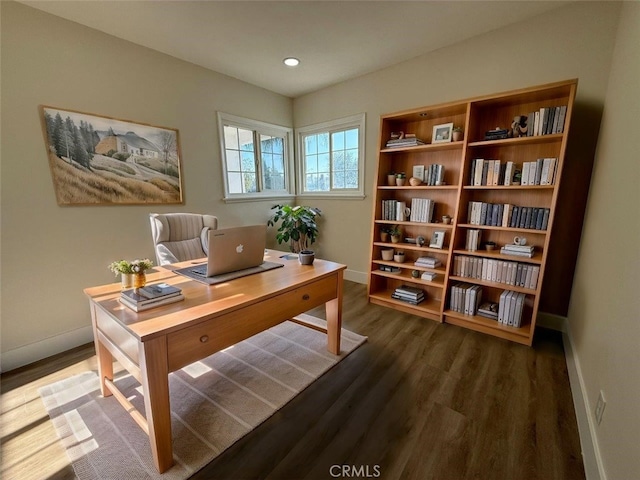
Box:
174;261;284;285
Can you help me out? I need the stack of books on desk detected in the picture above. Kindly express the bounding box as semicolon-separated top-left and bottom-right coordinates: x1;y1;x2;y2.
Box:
120;283;184;312
391;285;425;305
500;244;535;258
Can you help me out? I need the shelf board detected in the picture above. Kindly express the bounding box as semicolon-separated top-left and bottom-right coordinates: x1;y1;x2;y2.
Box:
443;310;532;345
378;185;458;191
369;291;442;322
452;248;543;264
375;241;449;254
371;267;445;288
448;275;536;294
372;260;447;274
467;134;563;148
380;141;464;154
375;220;454;229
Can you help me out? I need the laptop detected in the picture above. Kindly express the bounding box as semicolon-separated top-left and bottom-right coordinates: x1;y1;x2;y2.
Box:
176;225;283;284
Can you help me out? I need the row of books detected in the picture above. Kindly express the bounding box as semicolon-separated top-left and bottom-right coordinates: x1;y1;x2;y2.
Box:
409;198;435;223
120;283;184;312
449;283;482;315
525;105;567;137
419;164;445;186
498;290;527;327
453;255;540;289
391;285;425;305
465;229;482;251
469;158;557;187
521;158;557;186
386;132;425;148
467;202;550;231
381;200;405;221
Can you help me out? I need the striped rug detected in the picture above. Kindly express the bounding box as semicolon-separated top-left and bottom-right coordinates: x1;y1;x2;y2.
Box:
39;320;367;479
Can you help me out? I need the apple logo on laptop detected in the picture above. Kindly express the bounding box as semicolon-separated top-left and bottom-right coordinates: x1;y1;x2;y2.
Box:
236;244;244;254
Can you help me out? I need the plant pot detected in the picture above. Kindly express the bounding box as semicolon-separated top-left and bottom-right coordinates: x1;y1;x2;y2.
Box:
380;231;390;242
485;242;496;251
381;248;394;261
387;174;396;186
442;215;451;225
121;273;134;290
396;178;406;186
298;250;315;265
390;234;401;244
452;131;463;142
394;254;405;263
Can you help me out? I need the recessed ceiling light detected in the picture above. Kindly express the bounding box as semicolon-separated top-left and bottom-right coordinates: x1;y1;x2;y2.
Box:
283;57;300;67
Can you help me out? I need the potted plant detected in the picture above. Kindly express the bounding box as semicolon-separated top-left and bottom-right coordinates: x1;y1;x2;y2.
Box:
393;250;405;263
387;171;396;186
389;225;402;243
452;127;464;142
380;226;391;242
109;258;153;290
395;172;407;186
268;204;322;253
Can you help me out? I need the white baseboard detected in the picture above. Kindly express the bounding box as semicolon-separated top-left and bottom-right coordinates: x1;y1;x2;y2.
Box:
563;321;606;480
0;325;94;373
344;269;368;284
536;311;568;332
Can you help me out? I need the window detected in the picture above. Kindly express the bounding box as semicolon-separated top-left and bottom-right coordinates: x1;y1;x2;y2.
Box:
297;113;365;198
218;112;294;201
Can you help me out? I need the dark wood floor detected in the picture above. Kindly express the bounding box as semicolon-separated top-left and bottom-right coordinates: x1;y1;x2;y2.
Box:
1;281;585;480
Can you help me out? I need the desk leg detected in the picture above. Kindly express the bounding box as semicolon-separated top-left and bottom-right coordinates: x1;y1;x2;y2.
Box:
90;303;113;397
139;336;174;473
326;270;344;355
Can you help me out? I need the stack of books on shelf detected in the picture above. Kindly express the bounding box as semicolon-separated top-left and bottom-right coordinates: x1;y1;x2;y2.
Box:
449;283;482;315
477;302;499;320
421;271;438;281
453;255;540;289
465;229;482;251
414;256;441;268
498;290;527;327
120;283;184;312
526;105;567;137
500;244;535;258
391;285;425;305
521;158;557;186
409;198;435;223
386;132;425;148
423;164;445;186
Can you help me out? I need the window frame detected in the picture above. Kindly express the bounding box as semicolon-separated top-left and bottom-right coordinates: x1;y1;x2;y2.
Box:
296;113;366;199
217;112;295;202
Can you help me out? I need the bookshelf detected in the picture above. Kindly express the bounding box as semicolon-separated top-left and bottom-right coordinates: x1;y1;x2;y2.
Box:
367;79;577;345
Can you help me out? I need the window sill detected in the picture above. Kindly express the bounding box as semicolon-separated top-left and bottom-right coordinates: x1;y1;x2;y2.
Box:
223;193;295;204
296;193;366;200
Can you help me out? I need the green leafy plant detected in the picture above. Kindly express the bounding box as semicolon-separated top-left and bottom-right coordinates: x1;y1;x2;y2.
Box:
268;204;322;253
453;126;463;132
396;172;406;179
108;258;153;275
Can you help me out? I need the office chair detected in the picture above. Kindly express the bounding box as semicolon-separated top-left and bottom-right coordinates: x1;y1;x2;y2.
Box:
149;213;218;265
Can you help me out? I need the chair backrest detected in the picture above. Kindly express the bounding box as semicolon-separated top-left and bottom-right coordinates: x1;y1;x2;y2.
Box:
149;213;218;265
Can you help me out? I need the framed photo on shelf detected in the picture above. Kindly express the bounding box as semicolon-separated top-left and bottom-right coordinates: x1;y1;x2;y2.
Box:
429;230;445;249
412;165;425;181
432;122;453;144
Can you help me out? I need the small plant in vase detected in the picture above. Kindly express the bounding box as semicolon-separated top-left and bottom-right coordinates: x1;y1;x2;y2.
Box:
387;171;396;186
389;225;402;243
395;172;407;186
268;204;322;253
109;258;153;291
452;127;464;142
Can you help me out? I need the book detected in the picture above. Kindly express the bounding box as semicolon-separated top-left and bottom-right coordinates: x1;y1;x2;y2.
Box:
120;293;185;312
477;301;498;319
121;284;182;306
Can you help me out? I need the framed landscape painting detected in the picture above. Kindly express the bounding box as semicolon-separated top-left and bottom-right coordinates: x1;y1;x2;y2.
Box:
39;106;184;205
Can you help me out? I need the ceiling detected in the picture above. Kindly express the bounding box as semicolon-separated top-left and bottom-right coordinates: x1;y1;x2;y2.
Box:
20;1;569;98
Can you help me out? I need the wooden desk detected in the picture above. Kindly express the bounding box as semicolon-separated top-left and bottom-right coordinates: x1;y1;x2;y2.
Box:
84;250;345;473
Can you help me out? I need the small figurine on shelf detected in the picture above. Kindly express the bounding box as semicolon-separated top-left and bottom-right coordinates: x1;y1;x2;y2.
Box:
511;115;528;137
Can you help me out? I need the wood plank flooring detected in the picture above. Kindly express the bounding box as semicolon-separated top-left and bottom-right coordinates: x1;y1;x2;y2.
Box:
0;281;585;479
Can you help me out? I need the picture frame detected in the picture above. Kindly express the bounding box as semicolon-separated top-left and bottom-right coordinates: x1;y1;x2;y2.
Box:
412;165;425;181
429;230;445;249
432;122;453;144
39;105;184;206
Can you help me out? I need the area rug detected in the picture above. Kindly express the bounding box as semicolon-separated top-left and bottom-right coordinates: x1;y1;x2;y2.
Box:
39;320;367;479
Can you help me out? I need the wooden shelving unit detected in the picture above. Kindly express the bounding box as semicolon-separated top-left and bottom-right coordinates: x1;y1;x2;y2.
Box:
367;79;578;346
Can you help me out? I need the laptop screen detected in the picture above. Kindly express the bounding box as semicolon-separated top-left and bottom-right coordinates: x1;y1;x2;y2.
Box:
205;224;267;276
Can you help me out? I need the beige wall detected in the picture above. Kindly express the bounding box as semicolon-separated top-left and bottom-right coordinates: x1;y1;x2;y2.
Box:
567;2;640;479
0;1;293;370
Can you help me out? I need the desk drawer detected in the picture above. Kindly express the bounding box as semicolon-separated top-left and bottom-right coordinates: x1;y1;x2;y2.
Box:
167;274;337;371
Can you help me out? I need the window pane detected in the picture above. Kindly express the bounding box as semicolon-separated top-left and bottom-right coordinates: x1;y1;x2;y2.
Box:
333;171;345;189
260;135;273;153
345;128;358;149
224;126;239;150
345;169;358;188
272;137;284;155
345;149;358;169
238;129;254;151
333;150;345;171
241;151;256;171
306;154;318;173
332;131;345;150
317;133;330;154
225;149;240;171
243;172;257;193
305;135;317;155
272;154;284;174
228;172;243;193
318;153;330;173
